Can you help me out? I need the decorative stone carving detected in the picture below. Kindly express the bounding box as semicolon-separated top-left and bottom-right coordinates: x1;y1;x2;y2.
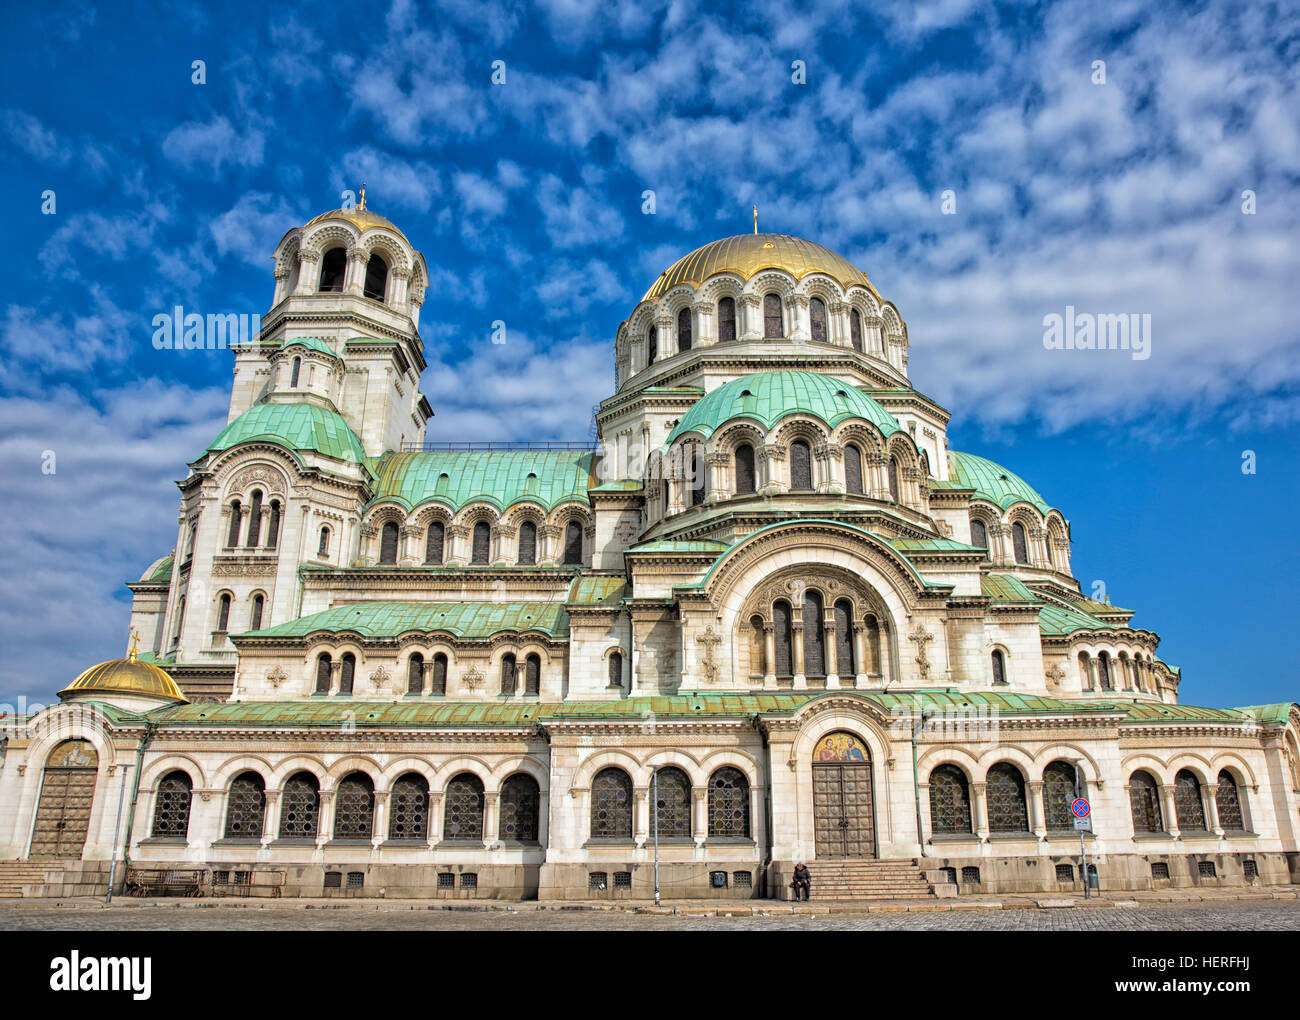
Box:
462;666;484;690
696;625;722;684
266;665;288;689
1045;663;1066;687
908;623;933;680
368;666;393;693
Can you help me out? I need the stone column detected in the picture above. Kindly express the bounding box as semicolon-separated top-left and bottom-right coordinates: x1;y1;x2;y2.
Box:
853;625;869;688
694;299;714;345
657;314;673;361
318;790;336;844
262;790;281;844
706;452;730;502
1028;781;1046;839
294;253;319;295
789;293;810;341
428;792;444;845
389;266;410;308
634;787;650;846
1160;785;1180;838
344;248;367;296
1205;786;1222;836
373;790;389;847
971;783;990;841
539;524;560;566
791;618;806;688
823;614;839;686
829;299;849;345
761;443;786;494
763;624;777;689
484;792;500;848
692;788;707;847
739;294;761;341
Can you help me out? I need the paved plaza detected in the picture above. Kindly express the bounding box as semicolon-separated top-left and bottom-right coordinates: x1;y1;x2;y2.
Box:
1;897;1297;931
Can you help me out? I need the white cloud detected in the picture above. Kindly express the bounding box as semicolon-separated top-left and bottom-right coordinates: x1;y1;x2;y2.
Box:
161;116;265;175
335;147;442;212
208;192;303;267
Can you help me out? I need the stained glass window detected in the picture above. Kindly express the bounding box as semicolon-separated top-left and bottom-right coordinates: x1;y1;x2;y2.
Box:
647;326;657;364
525;653;540;696
430;654;447;696
991;649;1006;685
443;773;484;842
708;767;750;838
773;600;793;677
1043;761;1077;830
844;444;863;495
388;773;428;841
1216;770;1245;831
590;768;633;839
518;521;536;564
1174;769;1207;830
1129;770;1162;832
227;501;242;547
250;593;264;631
809;297;828;341
970;518;987;549
315;653;331;694
790;441;812;490
216;593;231;632
407;653;423;695
834;599;854;676
500;654;517;696
850;309;863;351
802;589;825;676
339;653;355;696
986;763;1030;833
653;767;692;839
425;522;444;564
929;765;972;834
677;307;692;352
563;521;583;565
279;772;319;839
471;521;490;564
1012;522;1029;564
246;491;262;548
735;443;756;494
500;774;540;842
607;651;623;688
763;293;782;337
718;297;736;343
151;770;192;838
888;457;900;501
380;521;399;564
1098;654;1113;690
224;771;265;839
333;772;374;840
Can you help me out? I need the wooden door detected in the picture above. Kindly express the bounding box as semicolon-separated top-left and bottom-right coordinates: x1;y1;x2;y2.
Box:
29;740;98;859
812;764;875;858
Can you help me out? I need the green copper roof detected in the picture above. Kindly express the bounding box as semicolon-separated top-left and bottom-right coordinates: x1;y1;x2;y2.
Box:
1066;594;1130;615
236;601;569;640
946;451;1051;513
367;450;594;512
1038;603;1116;635
208;402;366;464
279;336;339;359
149;700;549;729
981;573;1042;604
142;554;174;584
889;538;985;553
667;371;901;444
626;539;729;554
567;576;628;606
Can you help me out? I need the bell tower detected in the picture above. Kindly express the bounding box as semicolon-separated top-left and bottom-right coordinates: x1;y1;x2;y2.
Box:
228;193;434;457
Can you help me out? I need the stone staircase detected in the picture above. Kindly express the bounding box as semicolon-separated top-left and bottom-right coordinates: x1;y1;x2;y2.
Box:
806;859;954;900
0;863;55;898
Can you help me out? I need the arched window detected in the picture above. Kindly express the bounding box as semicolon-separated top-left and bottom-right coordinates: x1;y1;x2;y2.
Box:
318;247;346;291
590;768;633;840
388;773;428;841
802;589;825;677
1216;770;1245;831
216;592;231;632
563;521;583;565
500;773;540;843
500;653;517;696
363;253;388;301
734;443;756;495
430;653;447;697
929;765;972;834
1129;770;1163;833
471;521;491;564
763;293;783;337
435;472;449;495
290;356;301;388
991;649;1007;685
1011;522;1029;564
151;770;192;838
887;457;900;502
708;766;750;838
250;593;264;631
227;501;242;547
524;653;541;696
1174;769;1207;830
689;447;705;506
834;599;855;676
844;444;863;495
318;526;330;556
1043;761;1077;831
717;296;736;343
279;772;320;839
443;773;485;842
970;518;987;549
407;653;424;695
315;653;332;694
518;521;537;565
986;763;1030;833
653;766;692;839
186;522;197;561
379;521;399;564
789;440;812;490
224;771;265;839
339;652;355;696
425;521;444;564
773;600;793;677
246;491;263;547
1046;537;1056;566
809;296;828;342
850;309;863;351
647;325;657;365
333;772;374;839
677;307;692;352
266;500;280;548
864;614;882;675
1098;653;1113;691
607;651;623;688
524;472;538;494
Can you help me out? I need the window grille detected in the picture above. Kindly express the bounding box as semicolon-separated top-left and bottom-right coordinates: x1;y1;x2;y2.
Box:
443;774;485;842
708;767;750;838
614;872;632;889
437;873;455;889
844;445;863;494
809;297;827;342
1216;771;1245;831
152;771;192;838
590;768;633;839
460;873;477;890
279;773;320;839
929;766;972;834
499;774;540;843
1243;859;1257;881
986;764;1030;833
789;441;812;490
1198;861;1216;878
1055;864;1074;882
733;871;752;888
653;768;692;839
1129;771;1163;832
717;297;736;343
961;867;981;884
224;772;265;839
1175;770;1207;830
346;872;364;889
324;872;342;889
763;294;782;337
1043;762;1077;830
1150;862;1170;880
333;773;374;840
388;774;429;841
425;522;444;564
588;872;608;891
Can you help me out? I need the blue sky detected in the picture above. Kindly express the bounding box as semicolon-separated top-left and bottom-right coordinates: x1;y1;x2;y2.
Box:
1;0;1297;707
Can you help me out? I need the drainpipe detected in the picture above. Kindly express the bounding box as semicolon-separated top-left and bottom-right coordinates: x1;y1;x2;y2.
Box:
911;698;929;857
753;715;775;896
107;721;155;903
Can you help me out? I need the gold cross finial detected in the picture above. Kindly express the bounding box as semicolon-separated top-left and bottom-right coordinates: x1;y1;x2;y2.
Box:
128;629;140;662
753;205;758;234
358;182;367;211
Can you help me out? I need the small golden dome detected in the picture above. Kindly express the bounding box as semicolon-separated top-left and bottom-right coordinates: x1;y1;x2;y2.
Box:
641;233;878;303
304;207;408;241
59;655;188;704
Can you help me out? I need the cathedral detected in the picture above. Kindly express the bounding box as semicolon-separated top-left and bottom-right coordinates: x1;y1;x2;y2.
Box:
2;202;1297;902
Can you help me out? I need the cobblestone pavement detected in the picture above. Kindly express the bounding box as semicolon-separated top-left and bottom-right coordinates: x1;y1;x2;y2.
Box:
1;899;1297;930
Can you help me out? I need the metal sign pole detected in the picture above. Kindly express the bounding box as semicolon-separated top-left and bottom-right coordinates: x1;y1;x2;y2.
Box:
652;768;660;905
1075;761;1090;901
105;764;131;904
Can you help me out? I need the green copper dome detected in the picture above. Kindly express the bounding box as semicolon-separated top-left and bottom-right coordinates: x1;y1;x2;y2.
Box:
207;402;366;464
947;450;1051;513
667;371;902;444
279;336;339;360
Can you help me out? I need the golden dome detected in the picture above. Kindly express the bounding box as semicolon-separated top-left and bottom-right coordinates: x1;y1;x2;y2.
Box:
641;233;878;303
59;654;188;704
304;207;408;241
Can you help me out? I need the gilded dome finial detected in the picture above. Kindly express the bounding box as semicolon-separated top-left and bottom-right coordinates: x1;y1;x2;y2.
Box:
753;204;758;234
358;182;367;212
128;628;140;662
